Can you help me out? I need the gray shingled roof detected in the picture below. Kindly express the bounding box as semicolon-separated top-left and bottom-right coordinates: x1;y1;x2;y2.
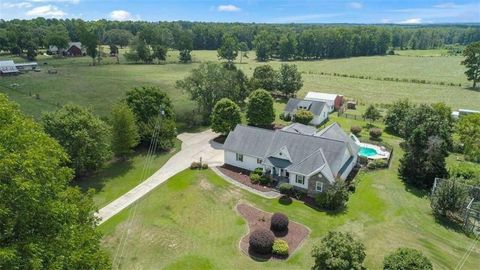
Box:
281;123;317;136
284;98;327;116
224;124;350;177
316;123;360;154
223;125;274;157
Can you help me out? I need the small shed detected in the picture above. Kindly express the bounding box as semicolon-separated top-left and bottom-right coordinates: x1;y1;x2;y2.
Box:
15;62;38;71
304;92;344;112
0;60;19;75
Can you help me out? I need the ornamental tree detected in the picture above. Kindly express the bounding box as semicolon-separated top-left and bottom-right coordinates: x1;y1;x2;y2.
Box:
211;98;242;135
246;89;275;127
383;248;433;270
294;109;314;125
312;231;366;270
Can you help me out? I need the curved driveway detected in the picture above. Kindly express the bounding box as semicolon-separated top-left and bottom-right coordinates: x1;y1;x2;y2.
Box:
97;129;223;224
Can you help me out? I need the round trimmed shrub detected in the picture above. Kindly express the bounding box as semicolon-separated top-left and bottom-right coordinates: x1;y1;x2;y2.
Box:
383;248;432;270
270;213;289;232
350;125;362;136
369;128;383;140
272;239;289;256
259;175;271;185
249;229;275;254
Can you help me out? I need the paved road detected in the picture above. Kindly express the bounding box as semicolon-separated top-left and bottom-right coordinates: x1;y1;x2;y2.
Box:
97;129;223;224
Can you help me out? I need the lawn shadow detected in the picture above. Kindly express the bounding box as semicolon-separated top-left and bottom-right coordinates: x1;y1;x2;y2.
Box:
433;214;466;235
247;247;272;262
402;181;430;199
74;157;135;193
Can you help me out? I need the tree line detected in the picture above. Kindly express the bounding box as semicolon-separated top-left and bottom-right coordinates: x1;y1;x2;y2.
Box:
1;18;479;60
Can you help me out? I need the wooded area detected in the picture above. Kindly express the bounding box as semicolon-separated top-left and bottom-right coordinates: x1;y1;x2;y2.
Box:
1;19;479;61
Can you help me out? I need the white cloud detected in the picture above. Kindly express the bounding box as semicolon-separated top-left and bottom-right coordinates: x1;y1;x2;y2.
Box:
2;2;33;9
28;0;80;3
217;4;241;12
110;10;139;21
392;3;480;22
398;18;422;24
26;5;66;17
348;2;363;9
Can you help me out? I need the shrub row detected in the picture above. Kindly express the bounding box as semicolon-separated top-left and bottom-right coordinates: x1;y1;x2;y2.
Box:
249;213;290;256
309;71;462;87
367;159;388;170
190;162;208;170
249;168;271;185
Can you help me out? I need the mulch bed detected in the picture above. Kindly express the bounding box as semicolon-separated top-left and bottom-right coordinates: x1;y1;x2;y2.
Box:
218;165;275;192
236;203;310;261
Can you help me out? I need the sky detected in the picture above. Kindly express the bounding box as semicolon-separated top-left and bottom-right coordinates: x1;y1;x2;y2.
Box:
0;0;479;24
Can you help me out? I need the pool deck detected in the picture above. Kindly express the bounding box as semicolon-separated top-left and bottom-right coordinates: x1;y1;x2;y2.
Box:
358;142;390;160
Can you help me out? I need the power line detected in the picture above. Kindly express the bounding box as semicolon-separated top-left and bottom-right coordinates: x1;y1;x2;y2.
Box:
112;110;164;269
454;234;479;270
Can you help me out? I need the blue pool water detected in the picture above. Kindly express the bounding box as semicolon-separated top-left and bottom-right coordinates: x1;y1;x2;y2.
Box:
359;147;378;157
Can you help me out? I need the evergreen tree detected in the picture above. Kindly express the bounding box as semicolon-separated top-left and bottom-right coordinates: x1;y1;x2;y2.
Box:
246;89;275;127
111;102;140;158
211;98;242;135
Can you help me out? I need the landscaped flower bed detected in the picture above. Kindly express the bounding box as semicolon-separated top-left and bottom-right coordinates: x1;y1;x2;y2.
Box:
236;203;309;260
218;165;275;192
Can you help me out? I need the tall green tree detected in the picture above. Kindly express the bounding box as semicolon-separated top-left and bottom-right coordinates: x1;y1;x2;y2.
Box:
0;94;110;269
363;105;382;124
105;28;133;48
277;64;303;97
250;65;278;92
42;104;112;177
78;24;99;65
46;24;70;51
125;86;176;149
399;104;451;188
384;99;414;137
456;113;480;162
111;102;140;158
461;41;480;88
253;30;275;61
312;231;366;270
211;98;242;135
278;33;297;61
246;89;276;127
238;41;249;63
176;62;250;120
217;34;238;63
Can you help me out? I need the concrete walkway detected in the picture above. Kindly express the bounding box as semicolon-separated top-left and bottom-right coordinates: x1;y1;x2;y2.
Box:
211;167;281;199
97;129;223;224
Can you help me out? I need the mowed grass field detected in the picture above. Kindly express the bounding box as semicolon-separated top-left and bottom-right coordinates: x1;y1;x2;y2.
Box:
1;50;478;128
100;146;479;269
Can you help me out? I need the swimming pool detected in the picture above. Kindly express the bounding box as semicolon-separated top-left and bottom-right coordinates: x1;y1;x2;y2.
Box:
358;146;378;157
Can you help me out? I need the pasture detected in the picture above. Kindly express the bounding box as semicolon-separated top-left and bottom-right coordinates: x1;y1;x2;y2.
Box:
0;50;478;130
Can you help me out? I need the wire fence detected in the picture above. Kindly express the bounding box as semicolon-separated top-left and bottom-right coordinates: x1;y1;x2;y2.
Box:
432;178;480;235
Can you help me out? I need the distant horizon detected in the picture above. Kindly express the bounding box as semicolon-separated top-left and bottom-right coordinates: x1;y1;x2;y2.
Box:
1;0;479;24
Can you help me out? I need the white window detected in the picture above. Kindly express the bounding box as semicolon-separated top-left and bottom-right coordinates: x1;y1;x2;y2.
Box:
236;153;243;162
295;175;305;185
257;158;262;164
316;181;323;192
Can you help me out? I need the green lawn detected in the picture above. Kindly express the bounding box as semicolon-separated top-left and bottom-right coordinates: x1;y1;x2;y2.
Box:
99;119;478;269
76;139;181;208
1;50;478;127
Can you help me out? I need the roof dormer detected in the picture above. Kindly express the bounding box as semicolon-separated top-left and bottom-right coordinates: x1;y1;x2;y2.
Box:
269;145;292;162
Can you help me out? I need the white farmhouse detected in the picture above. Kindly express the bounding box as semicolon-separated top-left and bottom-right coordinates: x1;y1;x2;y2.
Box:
223;123;359;197
305;92;344;112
